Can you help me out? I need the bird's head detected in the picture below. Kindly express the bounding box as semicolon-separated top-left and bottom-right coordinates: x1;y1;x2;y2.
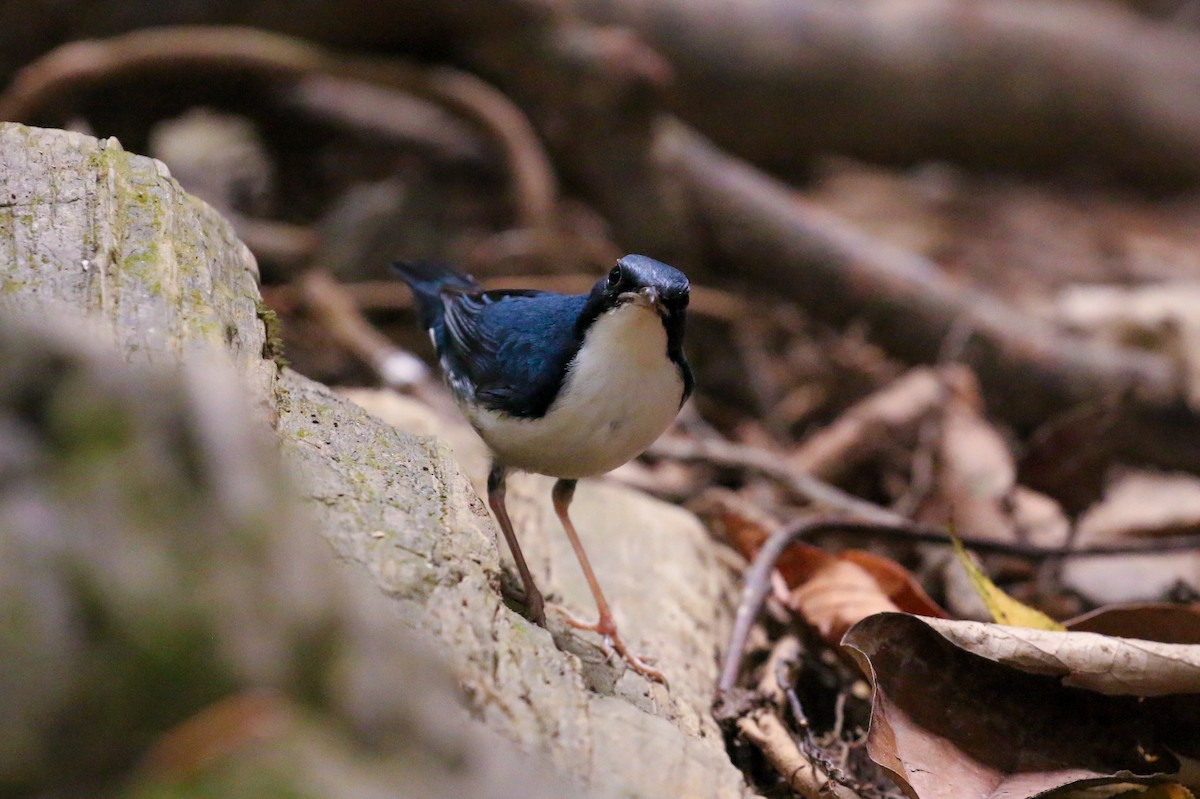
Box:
589;254;690;321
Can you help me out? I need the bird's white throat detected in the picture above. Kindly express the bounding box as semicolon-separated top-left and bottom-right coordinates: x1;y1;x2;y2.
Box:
469;302;683;478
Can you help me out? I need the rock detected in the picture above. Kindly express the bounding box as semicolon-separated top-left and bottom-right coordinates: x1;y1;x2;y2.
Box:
0;125;589;799
0;122;276;406
0;122;751;798
0;311;591;799
284;379;746;796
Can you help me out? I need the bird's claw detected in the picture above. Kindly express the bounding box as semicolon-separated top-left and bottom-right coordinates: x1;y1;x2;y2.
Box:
555;608;668;686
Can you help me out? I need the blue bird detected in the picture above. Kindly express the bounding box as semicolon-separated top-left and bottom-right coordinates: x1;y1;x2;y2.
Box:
395;254;693;684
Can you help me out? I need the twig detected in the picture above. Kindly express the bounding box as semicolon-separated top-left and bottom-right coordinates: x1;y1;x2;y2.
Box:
285;74;490;164
646;436;899;523
717;516;1200;692
0;27;331;121
656;435;1200;556
416;67;558;231
736;710;861;799
739;595;892;798
720;520;853;693
459;11;702;264
657;434;1200;556
759;635;803;707
296;269;428;389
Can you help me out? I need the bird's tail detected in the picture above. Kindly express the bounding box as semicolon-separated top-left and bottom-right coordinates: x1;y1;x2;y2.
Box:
392;260;479;330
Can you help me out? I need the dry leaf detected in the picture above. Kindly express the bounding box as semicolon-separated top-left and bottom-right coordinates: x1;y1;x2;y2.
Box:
839;549;947;620
790;366;949;483
843;613;1185;799
689;488;828;584
1079;472;1200;541
912;372;1070;552
916;616;1200;696
690;488;780;556
1067;604;1200;644
790;560;903;643
913;375;1015;539
694;487;947;641
1017;400;1121;516
1069;605;1200;762
950;535;1065;631
788;550;947;643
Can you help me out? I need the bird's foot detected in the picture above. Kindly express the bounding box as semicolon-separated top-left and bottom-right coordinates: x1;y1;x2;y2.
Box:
556;608;668;687
500;579;547;627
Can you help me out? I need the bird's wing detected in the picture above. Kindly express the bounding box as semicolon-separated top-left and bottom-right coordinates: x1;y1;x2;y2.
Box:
438;290;587;418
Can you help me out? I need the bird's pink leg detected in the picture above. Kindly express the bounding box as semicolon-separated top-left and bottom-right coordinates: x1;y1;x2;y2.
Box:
551;479;667;686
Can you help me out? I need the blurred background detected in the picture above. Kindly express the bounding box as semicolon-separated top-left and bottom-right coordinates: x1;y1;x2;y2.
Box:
6;1;1200;797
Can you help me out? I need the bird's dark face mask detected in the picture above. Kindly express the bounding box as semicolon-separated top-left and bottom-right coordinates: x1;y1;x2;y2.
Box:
596;256;690;318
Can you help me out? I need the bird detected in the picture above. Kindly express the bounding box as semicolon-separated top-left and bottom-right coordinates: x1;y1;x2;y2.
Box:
394;254;693;684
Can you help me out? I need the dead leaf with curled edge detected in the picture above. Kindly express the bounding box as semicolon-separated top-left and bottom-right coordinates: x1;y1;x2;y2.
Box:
917;617;1200;696
693;487;947;645
790;551;948;644
790;559;905;644
842;613;1200;799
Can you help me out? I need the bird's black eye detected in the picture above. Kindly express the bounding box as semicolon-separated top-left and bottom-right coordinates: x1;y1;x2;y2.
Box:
606;266;622;289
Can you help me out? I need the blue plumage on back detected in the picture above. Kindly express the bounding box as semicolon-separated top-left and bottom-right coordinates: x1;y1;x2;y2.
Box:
393;261;588;418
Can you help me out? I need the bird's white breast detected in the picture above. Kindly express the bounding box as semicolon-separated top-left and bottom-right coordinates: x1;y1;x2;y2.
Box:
468;303;684;478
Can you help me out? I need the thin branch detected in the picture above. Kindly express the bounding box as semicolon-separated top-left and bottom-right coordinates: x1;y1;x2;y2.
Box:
296;269;428;389
417;67;558;231
717;516;1200;692
736;710;861;799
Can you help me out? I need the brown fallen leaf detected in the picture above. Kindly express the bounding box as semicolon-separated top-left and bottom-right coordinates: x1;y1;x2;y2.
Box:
915;616;1200;696
787;550;947;644
843;613;1185;799
1067;603;1200;645
693;488;947;639
688;487;818;584
1067;604;1200;762
839;549;948;620
913;369;1071;549
790;559;903;644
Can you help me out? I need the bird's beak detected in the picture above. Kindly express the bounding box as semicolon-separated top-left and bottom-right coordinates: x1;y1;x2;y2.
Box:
620;286;665;315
